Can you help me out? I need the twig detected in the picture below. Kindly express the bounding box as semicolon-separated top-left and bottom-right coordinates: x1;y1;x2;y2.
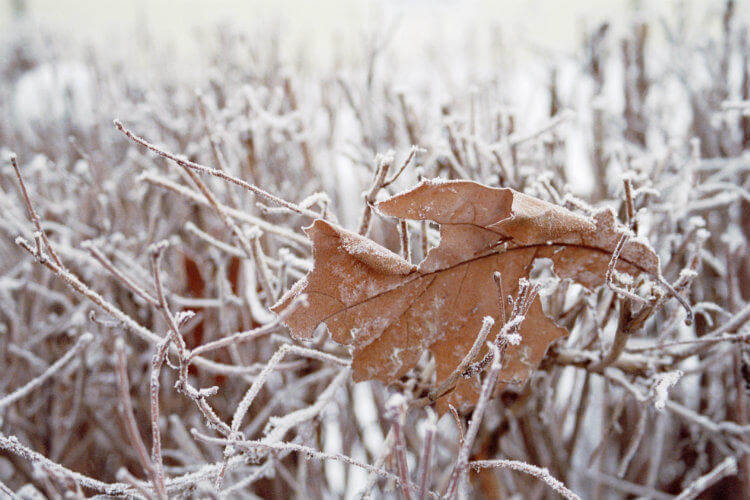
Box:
470;459;581;500
674;456;738;500
398;220;411;262
444;343;502;498
382;146;421;188
416;413;436;500
114;337;161;498
617;405;647;477
358;152;393;235
0;479;19;500
84;242;160;307
114;120;320;218
148;335;171;500
191;432;436;498
423;316;494;404
141;172;310;247
189;294;307;359
0;433;136;497
9;153;64;267
0;333;92;409
387;395;412;500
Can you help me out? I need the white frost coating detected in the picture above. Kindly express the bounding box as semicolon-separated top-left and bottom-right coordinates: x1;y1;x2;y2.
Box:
720;226;745;254
376;150;395;169
422;177;452;186
613;270;634;286
338;232;414;276
386;393;407;414
652;370;683;411
628;233;656;254
687;216;706;229
174;310;197;325
695;228;711;242
504;332;522;346
678;269;698;282
381;176;452;205
245;225;263;239
244;260;277;324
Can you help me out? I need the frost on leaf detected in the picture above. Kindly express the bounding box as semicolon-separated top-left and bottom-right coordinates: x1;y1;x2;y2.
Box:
272;179;660;412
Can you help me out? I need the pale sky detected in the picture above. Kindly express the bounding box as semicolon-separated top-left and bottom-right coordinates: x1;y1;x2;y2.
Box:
3;0;747;62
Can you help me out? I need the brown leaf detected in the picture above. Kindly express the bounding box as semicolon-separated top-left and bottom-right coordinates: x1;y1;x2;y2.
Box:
272;179;660;411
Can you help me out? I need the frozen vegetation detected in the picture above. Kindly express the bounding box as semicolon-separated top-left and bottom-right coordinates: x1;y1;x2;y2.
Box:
1;1;750;498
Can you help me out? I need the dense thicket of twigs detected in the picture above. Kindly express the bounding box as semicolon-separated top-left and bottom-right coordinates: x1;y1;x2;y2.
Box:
1;2;750;498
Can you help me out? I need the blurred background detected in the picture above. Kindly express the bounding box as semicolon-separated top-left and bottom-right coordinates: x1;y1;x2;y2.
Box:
4;1;749;66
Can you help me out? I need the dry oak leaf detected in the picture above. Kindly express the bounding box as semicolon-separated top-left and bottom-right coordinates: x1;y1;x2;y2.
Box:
272;179;659;411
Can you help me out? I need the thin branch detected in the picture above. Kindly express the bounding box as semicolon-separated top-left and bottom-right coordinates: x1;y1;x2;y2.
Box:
358;152;392;235
444;342;502;498
114;120;320;218
114;337;160;497
387;395;412;500
9;153;64;267
148;334;171;500
0;333;92;410
0;433;137;497
416;413;436;500
191;432;436;498
470;459;581;500
423;316;494;404
674;456;738;500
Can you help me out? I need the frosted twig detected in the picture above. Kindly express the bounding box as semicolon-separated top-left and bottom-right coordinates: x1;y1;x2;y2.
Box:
674;456;738;500
116;468;154;499
84;242;159;307
196;92;240;208
0;479;19;499
623;177;636;229
115;120;320;218
495;271;507;324
114;337;160;497
398;220;411;261
0;433;136;497
605;368;750;441
149;241;188;356
9;153;63;268
230;346;299;432
359;152;393;235
189;294;307;359
263;368;350;441
246;226;278;304
617;405;647;477
470;459;580;500
144;139;274;310
148;334;171;500
387;394;412;500
504;109;573;147
651;370;683;412
605;233;647;305
462;279;537;378
141;172;310;247
191;432;436;498
423;316;494;404
416;412;436;500
0;332;92;410
655;274;694;325
444;342;502;498
218;342;349;485
15;236;162;343
382;145;421;187
359;428;395;499
578;468;670;498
